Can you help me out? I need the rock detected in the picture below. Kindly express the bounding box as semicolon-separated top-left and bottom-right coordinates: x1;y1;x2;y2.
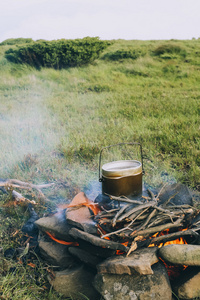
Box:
77;240;117;258
66;192;97;234
158;244;200;266
97;247;159;275
21;203;39;235
158;183;193;206
94;193;114;210
68;247;103;268
35;210;74;242
172;267;200;299
38;234;76;268
94;262;172;300
48;264;100;300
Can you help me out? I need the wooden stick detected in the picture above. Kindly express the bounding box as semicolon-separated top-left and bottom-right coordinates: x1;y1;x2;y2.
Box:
165;204;195;209
69;228;129;252
105;194;144;205
95;213;116;219
101;207;150;239
3;179;54;189
136;208;157;232
147;189;156;201
112;204;131;227
0;179;54;202
155;183;168;201
118;201;157;222
147;215;179;228
161;192;178;207
12;190;36;205
130;218;184;238
100;207;120;213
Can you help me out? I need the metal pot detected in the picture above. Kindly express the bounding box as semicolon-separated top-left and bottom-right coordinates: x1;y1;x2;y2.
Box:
99;143;144;197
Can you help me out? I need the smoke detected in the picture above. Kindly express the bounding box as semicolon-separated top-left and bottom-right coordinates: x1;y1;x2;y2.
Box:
0;82;65;177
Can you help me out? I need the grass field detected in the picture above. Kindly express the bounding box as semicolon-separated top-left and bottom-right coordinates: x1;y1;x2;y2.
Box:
0;38;200;298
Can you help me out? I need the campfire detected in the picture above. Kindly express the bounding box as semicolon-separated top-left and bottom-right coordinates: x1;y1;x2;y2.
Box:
34;183;200;300
43;189;198;254
1;177;200;299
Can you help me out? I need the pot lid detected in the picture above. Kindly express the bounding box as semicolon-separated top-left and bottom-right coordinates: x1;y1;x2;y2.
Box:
102;160;142;177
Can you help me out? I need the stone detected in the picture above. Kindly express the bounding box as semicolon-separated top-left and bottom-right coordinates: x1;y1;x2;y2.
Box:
77;240;116;258
48;264;100;300
94;262;172;300
172;267;200;299
68;247;103;268
38;234;76;268
158;183;193;206
66;192;98;234
158;244;200;266
94;194;114;210
35;210;74;242
97;247;159;275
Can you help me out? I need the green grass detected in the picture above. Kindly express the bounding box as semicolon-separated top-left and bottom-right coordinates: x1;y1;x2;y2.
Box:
0;38;200;298
0;39;200;189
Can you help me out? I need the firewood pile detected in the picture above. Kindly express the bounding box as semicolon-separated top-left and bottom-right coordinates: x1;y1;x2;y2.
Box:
94;185;200;254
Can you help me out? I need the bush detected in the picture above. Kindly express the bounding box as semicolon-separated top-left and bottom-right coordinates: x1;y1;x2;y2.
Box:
102;48;146;61
0;38;33;46
153;44;187;58
5;37;111;69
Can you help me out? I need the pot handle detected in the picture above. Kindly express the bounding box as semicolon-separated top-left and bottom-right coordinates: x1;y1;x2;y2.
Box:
99;142;145;182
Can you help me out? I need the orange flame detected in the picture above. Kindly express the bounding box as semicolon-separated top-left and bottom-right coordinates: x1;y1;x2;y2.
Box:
97;224;129;255
45;231;79;246
148;228;188;248
116;241;129;255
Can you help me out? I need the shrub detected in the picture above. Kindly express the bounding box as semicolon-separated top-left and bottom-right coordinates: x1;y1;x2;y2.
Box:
102;48;146;61
0;38;33;46
5;37;111;69
153;44;187;58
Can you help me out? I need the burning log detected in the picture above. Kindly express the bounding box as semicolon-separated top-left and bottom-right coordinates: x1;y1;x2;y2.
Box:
130;218;184;238
69;228;129;253
148;229;200;247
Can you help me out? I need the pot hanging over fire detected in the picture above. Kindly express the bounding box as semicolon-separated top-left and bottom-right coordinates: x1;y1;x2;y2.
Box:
99;143;145;197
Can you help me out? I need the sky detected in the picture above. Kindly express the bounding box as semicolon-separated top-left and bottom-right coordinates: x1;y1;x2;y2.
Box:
0;0;200;43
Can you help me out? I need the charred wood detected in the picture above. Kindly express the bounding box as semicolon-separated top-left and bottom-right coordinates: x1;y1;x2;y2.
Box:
69;228;129;252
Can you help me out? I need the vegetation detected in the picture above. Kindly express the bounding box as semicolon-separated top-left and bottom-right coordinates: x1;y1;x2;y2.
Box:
0;37;200;298
102;48;145;61
4;37;111;69
152;43;187;59
0;38;33;46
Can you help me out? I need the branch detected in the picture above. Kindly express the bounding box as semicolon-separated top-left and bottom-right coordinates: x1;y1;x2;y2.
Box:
130;218;184;238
